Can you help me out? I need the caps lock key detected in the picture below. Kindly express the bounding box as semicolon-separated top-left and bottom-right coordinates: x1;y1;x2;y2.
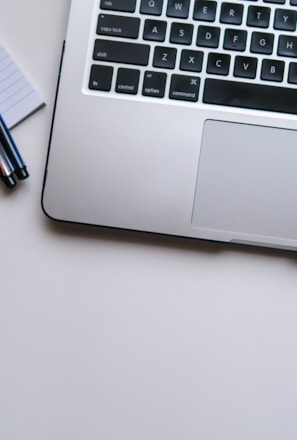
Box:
97;14;140;39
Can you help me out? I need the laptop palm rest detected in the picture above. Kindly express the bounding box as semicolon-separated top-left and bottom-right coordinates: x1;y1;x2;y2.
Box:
192;120;297;241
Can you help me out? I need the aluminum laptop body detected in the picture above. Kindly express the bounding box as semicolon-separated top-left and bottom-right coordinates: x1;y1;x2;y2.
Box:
42;0;297;250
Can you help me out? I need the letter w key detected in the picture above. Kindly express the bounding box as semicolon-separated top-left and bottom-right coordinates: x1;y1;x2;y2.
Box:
167;0;190;18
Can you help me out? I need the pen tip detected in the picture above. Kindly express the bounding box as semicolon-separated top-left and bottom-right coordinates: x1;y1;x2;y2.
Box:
2;175;17;189
15;167;29;180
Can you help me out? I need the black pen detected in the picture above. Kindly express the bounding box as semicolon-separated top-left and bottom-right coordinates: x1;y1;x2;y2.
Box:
0;114;29;180
0;140;17;188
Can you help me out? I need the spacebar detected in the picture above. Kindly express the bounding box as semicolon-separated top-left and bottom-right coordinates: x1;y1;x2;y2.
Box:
203;79;297;115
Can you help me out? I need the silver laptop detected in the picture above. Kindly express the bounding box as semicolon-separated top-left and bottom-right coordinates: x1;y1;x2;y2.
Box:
42;0;297;250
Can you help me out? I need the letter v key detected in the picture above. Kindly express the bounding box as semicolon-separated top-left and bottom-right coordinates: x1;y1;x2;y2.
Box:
234;56;258;79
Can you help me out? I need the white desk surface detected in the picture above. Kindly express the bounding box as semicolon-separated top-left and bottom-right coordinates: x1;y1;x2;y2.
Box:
1;2;297;439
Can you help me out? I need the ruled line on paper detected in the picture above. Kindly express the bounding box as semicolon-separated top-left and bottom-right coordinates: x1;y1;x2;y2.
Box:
0;44;45;129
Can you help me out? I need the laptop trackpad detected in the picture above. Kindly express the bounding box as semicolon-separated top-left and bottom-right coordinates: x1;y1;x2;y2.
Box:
192;120;297;240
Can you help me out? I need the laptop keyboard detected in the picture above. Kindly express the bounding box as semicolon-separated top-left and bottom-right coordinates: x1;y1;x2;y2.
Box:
88;0;297;114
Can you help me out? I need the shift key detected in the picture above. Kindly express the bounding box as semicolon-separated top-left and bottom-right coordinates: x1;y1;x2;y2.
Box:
93;39;150;66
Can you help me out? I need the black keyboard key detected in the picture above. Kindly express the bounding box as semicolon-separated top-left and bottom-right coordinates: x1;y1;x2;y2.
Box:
116;68;140;94
193;1;217;22
143;19;167;42
250;32;274;54
169;74;200;102
220;3;244;25
263;0;285;4
97;14;140;39
261;59;285;82
142;71;167;98
170;23;194;45
140;0;163;15
89;64;113;91
278;35;297;57
180;49;204;72
274;9;297;31
203;78;297;115
223;29;247;51
93;40;150;66
207;53;230;75
234;56;258;79
247;6;271;28
288;62;297;84
100;0;136;12
153;46;177;69
197;26;220;48
167;0;191;18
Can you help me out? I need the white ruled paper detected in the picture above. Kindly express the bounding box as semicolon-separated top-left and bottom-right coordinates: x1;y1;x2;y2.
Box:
0;43;44;129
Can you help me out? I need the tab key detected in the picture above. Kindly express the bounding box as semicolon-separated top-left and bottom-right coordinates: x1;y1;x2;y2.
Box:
100;0;136;13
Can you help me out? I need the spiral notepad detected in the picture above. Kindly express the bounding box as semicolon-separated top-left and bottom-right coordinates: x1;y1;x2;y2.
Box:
0;43;44;129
